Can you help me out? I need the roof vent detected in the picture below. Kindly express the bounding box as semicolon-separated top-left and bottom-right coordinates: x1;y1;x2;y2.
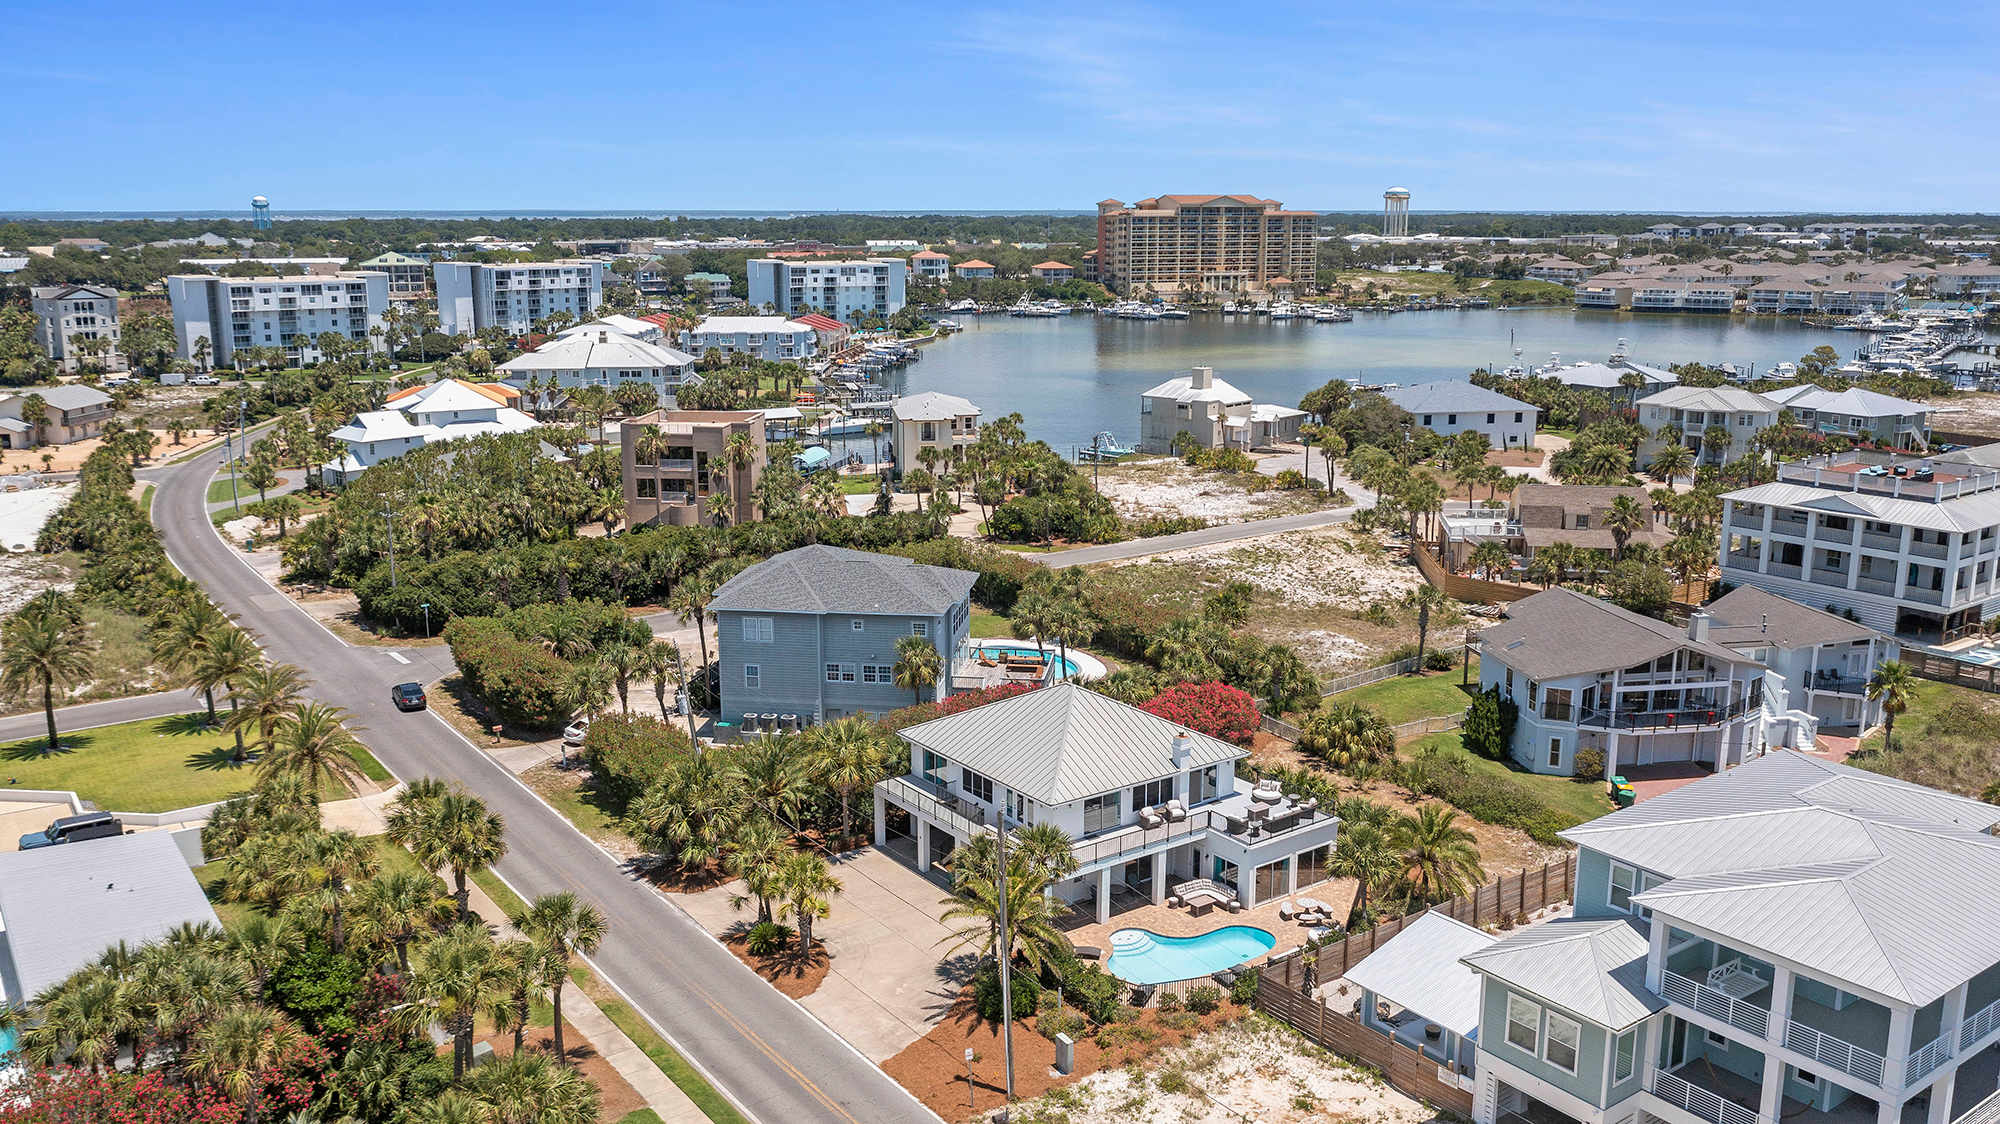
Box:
598;331;609;342
1761;613;1768;634
1688;611;1712;643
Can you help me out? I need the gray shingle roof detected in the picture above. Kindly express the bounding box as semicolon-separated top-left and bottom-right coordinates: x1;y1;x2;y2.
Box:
0;831;218;1002
1703;585;1880;650
1385;381;1538;416
1346;911;1494;1037
708;545;976;617
1479;587;1753;681
895;682;1244;804
1461;917;1663;1029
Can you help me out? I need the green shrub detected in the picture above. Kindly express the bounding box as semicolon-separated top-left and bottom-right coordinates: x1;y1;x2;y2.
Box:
1093;1021;1156;1049
1273;469;1307;490
267;944;367;1035
1156;1068;1191;1094
1573;747;1606;781
1423;648;1456;671
1038;1009;1087;1042
1229;967;1261;1005
1461;685;1517;761
1417;747;1582;843
444;617;578;728
1183;985;1222;1015
1130;514;1208;538
583;714;697;806
746;921;793;956
975;962;1042;1024
1052;954;1124;1025
1155;991;1182;1013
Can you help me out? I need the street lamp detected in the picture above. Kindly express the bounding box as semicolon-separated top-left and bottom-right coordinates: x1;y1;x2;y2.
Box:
421;602;431;639
379;508;400;588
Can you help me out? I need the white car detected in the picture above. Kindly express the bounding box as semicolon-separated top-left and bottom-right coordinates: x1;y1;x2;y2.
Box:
189;374;219;386
562;717;590;744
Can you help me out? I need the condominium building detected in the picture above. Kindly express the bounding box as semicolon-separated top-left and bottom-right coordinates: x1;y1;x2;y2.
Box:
745;258;906;321
166;271;389;368
29;284;123;372
1718;443;2000;638
679;316;818;362
1761;386;1931;450
432;260;605;336
355;252;430;299
0;385;114;447
497;325;702;408
684;272;732;299
1094;194;1318;295
619;409;765;528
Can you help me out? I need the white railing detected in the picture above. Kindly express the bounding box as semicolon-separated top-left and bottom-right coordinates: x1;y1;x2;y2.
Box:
1652;1070;1764;1124
1961;996;2000;1051
1663;970;1771;1037
1953;1084;2000;1124
1785;1019;1887;1086
1907;1034;1956;1087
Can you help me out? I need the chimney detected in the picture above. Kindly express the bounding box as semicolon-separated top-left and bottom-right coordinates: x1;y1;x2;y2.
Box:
598;330;608;343
1171;730;1192;765
1687;611;1712;643
1190;365;1213;389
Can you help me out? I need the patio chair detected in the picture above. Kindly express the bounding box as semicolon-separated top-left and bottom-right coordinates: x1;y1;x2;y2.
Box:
1073;946;1103;961
1138;808;1164;829
1277;900;1299;920
1164;799;1188;822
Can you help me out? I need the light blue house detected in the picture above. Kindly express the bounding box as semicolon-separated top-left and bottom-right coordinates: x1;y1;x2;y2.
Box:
708;545;975;730
1352;752;2000;1124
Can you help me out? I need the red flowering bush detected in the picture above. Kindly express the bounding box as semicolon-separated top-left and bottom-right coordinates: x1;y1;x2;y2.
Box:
1141;681;1261;745
0;1068;246;1124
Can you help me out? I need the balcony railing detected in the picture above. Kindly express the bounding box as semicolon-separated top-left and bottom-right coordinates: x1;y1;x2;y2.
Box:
1784;1019;1886;1086
1961;995;2000;1051
1956;1085;2000;1124
1651;1070;1764;1124
1662;970;1770;1037
1808;673;1869;696
1907;1034;1955;1087
1069;810;1223;866
880;775;987;842
1579;696;1752;730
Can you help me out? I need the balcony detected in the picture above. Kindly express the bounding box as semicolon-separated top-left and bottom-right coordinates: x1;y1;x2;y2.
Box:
1767;563;1804;580
1663;970;1769;1037
1911;540;1950;560
1579;696;1752;730
1807;671;1869;696
1857;576;1898;597
1651;1069;1764;1124
1785;1019;1887;1086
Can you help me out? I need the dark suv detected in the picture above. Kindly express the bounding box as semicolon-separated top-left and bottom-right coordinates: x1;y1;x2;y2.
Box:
391;682;427;711
19;811;124;851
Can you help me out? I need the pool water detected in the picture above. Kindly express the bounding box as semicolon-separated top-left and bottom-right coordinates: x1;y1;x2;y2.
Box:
0;1026;14;1064
1104;926;1276;985
1957;646;2000;668
971;642;1078;678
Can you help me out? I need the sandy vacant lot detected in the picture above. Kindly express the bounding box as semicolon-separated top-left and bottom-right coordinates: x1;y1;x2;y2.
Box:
1116;525;1421;608
1008;1017;1441;1124
1095;457;1346;525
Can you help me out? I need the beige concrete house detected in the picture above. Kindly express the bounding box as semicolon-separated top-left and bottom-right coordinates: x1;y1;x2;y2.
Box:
0;385;115;447
620;409;766;528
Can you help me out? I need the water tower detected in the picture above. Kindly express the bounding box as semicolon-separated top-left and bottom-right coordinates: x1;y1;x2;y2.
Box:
251;194;271;230
1382;187;1411;239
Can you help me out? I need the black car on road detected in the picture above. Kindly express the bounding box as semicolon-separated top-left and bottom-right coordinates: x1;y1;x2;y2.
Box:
391;682;427;711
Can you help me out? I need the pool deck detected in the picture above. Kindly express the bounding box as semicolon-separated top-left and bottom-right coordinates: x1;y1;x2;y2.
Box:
1063;877;1358;971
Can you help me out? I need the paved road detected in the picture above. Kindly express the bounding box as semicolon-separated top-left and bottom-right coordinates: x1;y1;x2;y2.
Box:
1035;504;1359;568
0;689;203;744
142;453;939;1124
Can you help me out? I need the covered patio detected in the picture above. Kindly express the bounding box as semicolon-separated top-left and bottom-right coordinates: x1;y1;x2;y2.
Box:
1342;910;1494;1074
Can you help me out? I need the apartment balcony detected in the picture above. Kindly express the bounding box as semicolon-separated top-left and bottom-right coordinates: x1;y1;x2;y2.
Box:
1911;540;1950;561
1663;969;1770;1037
1730;510;1765;530
1651;1068;1765;1124
1817;525;1857;545
1907;588;1946;606
1767;563;1805;580
1806;671;1870;697
1863;531;1904;552
1662;945;1897;1090
1578;696;1752;730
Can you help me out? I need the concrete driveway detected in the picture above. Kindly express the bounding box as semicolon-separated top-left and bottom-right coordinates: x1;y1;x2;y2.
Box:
672;845;972;1062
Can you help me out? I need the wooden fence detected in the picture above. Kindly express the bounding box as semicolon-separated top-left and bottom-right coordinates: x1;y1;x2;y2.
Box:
1254;852;1579;1112
1905;648;2000;695
1413;541;1541;604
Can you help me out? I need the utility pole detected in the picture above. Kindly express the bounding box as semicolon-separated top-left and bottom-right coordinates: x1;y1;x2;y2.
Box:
380;508;399;588
992;808;1015;1122
422;602;431;639
670;643;699;746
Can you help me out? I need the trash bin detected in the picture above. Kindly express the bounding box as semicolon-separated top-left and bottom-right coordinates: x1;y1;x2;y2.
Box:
1614;785;1637;808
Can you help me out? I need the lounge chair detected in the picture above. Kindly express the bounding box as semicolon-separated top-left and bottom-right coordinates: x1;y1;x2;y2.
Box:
1073;946;1103;961
1213;970;1238;987
1130;984;1155;1007
1277;900;1299;921
1164;799;1187;822
1138;808;1164;829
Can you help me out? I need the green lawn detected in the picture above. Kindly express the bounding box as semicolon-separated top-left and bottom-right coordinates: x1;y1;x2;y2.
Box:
1851;680;2000;797
619;1112;666;1124
836;475;880;495
970;609;1015;639
206;475;249;504
2;713;268;812
1406;730;1615;824
1331;658;1481;726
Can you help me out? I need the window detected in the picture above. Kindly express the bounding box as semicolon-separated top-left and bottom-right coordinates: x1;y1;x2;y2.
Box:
1506;995;1540;1054
1487;413;1497;424
1515;412;1524;423
1790;1066;1821;1089
961;769;993;803
1082;792;1120;834
824;663;857;683
1547;737;1563;769
741;617;774;643
1609;862;1638;912
743;664;761;689
911;620;929;638
1190;764;1219;803
1131;778;1172;810
1447;414;1458;425
1614;1028;1638;1083
1544;1011;1581;1073
922;750;947;784
1705;1028;1728;1049
1006;789;1034;822
1423;414;1434;426
851;618;865;631
862;664;893;684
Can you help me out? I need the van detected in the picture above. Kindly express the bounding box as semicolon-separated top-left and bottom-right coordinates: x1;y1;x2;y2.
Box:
17;811;124;850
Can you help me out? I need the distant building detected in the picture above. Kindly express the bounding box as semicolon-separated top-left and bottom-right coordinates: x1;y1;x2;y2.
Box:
1933;263;2000;297
619;409;766;529
1095;194;1318;295
555;314;665;344
1138;366;1305;453
1383;187;1411;239
1523;257;1589;285
1548;361;1678;406
29;284;124;372
432;260;606;336
909;250;950;281
1761;384;1932;450
0;385;114;447
356;252;430;299
250;194;271;229
684;272;733;299
166;271;389;368
324;379;538;481
891;392;980;475
497;325;701;408
1636;386;1779;466
1030;261;1076;282
680;316;819;362
1385;381;1539;449
953;259;996;279
746;258;906;321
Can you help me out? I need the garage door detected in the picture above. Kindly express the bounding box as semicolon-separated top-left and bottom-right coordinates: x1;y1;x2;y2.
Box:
1637;733;1696;765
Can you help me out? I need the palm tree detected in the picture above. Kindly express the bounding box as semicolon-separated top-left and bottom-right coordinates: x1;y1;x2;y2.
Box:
515;891;607;1065
724;817;793;924
489;939;550;1056
0;599;97;752
188;1007;307;1124
352;869;453;974
297;828;378;952
731;737;814;827
641;639;685;721
225;660;307;759
405;790;509;918
667;572;718;667
1298;701;1396;769
1603;494;1647;561
863;420;885;470
194;627;262;759
777;850;842;953
1468;540;1512;581
461;1051;600;1124
412;921;509;1078
1648;441;1694;484
1390;805;1484;905
893;633;942;706
629;752;741;871
1009;587;1055;659
227;915;305;990
598;643;644;715
1331;820;1398;928
809;716;890;844
20;967;125;1074
939;857;1071;979
1867;660;1915;750
1402;584;1450;668
150;597;230;722
259;702;367;796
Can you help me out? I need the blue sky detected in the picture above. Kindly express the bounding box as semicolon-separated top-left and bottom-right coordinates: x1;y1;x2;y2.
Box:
10;0;1996;214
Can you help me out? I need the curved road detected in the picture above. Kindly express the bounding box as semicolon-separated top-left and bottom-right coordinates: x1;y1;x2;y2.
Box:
143;451;939;1124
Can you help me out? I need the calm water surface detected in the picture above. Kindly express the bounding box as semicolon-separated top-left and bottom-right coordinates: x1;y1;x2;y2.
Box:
875;309;1865;454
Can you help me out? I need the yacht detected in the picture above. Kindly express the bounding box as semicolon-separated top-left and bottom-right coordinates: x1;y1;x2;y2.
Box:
1268;303;1300;321
1311;306;1352;323
1160;306;1190;319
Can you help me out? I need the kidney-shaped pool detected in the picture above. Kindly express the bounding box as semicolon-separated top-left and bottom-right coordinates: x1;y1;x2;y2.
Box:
1104;926;1276;986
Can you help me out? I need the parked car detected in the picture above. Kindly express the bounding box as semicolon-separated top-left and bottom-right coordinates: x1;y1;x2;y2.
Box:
189;374;220;386
562;716;590;744
390;682;427;711
18;811;124;851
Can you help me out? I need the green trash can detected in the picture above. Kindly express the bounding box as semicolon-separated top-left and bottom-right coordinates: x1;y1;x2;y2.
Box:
1614;786;1637;808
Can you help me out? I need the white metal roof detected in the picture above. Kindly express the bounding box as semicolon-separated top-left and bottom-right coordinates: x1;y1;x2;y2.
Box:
501;330;694;373
893;392;980;421
896;682;1244;805
686;316;814;335
1385;381;1538;416
1346;911;1494;1037
1462;917;1663;1029
1723;480;2000;533
1141;370;1251;406
1638;385;1779;414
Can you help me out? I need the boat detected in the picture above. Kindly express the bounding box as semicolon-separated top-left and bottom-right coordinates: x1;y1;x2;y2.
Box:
1311;306;1352;323
1077;432;1133;460
946;298;979;313
935;319;962;332
1269;303;1300;321
1160;306;1190;319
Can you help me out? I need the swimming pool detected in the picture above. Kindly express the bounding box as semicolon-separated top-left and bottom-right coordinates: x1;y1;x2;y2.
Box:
0;1025;14;1064
1104;926;1276;985
966;639;1107;681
